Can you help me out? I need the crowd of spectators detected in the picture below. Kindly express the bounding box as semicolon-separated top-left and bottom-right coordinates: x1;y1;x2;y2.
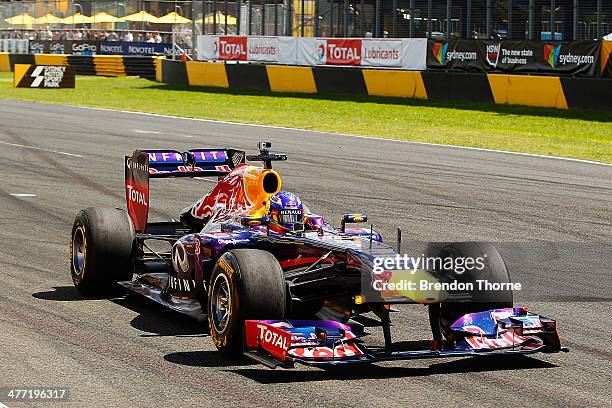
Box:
0;28;170;42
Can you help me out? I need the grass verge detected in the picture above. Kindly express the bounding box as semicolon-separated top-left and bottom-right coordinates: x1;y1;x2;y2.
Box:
1;72;610;163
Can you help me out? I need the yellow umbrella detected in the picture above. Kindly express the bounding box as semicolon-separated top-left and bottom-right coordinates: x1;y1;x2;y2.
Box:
34;13;63;25
118;11;161;23
5;12;36;25
61;13;94;25
204;12;236;25
91;12;119;24
157;12;191;24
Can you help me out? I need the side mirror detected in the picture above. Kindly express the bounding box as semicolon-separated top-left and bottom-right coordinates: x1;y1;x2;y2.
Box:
341;214;368;232
241;216;271;227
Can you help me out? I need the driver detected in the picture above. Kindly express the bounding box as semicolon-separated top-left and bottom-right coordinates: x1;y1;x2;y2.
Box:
268;191;305;234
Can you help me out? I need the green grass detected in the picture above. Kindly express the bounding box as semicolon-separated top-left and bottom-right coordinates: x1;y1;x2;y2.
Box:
1;72;611;163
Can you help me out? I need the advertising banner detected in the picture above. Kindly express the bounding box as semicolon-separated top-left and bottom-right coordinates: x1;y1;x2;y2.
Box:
401;38;428;70
99;41;174;56
361;40;401;67
295;37;317;66
196;35;217;60
28;40;47;54
427;40;484;72
247;36;279;62
30;40;97;55
13;64;75;88
316;38;362;66
69;40;98;55
99;41;123;55
123;42;174;56
197;35;427;70
196;36;246;60
428;39;600;76
217;36;247;60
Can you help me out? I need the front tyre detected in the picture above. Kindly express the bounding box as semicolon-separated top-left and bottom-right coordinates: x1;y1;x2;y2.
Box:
427;242;513;340
70;207;136;295
208;249;286;353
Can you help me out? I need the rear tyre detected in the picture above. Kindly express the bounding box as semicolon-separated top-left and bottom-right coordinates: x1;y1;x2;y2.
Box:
426;242;513;339
207;249;286;354
70;207;136;295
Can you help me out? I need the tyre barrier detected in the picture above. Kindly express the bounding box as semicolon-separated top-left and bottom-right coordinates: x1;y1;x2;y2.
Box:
158;59;612;112
0;53;158;79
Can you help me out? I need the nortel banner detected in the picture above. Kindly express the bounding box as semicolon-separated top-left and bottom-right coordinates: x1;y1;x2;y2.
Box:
428;39;601;76
196;35;427;70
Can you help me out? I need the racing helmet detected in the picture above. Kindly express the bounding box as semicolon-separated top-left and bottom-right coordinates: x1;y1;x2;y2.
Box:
269;191;304;232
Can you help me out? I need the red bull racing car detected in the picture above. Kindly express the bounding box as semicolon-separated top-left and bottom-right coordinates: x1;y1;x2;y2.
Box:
69;142;566;369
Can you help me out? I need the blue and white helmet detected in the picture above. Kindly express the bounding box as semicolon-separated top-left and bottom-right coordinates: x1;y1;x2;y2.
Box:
269;191;304;232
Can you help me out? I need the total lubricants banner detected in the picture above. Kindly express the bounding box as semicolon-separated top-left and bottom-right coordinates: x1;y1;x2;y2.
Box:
196;35;427;70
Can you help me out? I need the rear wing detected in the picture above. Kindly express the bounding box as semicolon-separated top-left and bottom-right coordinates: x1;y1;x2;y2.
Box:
142;148;245;178
125;148;245;232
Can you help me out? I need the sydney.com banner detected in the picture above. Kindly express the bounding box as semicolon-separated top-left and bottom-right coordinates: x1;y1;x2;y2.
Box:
428;39;601;76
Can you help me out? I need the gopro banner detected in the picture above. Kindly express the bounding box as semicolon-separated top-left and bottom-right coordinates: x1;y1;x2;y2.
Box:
13;64;75;88
428;39;601;76
197;35;427;70
29;40;98;55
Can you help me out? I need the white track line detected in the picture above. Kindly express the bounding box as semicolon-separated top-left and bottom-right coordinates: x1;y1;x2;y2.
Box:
4;101;610;167
134;129;161;134
10;193;37;197
0;140;84;158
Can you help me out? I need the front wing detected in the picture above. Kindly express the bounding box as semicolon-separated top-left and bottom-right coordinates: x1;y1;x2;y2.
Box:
243;308;566;369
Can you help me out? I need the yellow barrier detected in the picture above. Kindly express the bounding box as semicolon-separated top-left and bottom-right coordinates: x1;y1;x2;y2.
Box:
185;61;229;88
265;65;317;93
487;74;569;109
0;53;10;72
93;55;126;76
362;70;427;99
33;54;67;66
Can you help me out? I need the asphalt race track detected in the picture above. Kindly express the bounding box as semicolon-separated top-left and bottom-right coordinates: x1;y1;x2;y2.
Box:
0;99;610;408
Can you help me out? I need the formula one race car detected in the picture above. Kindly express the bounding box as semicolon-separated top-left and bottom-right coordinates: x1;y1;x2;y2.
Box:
69;142;566;368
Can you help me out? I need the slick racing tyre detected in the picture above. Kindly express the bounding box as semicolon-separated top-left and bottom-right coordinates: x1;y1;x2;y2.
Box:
426;242;513;340
70;207;136;295
208;249;286;354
